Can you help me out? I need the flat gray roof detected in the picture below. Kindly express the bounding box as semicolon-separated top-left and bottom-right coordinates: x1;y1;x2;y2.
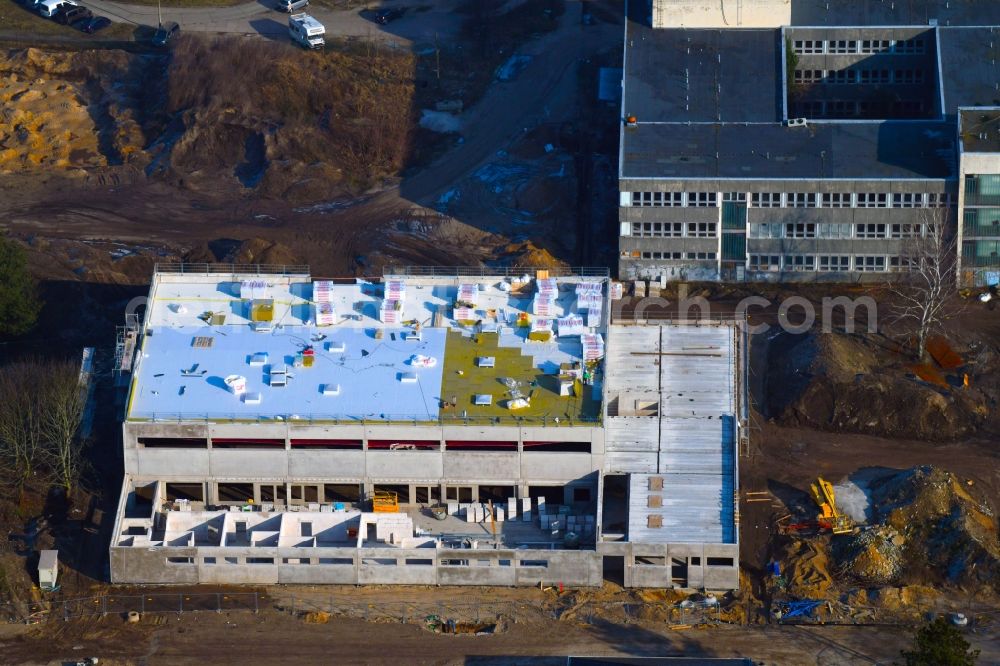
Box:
622;26;780;123
778;0;1000;26
621;17;996;180
620;120;956;179
940;29;1000;114
960;108;1000;153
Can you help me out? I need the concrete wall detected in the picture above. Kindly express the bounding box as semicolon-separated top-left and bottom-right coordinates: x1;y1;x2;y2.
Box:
597;542;740;590
123;421;605;488
110;545;603;587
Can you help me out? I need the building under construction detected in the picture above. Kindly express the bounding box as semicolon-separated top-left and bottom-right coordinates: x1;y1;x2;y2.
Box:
110;265;744;589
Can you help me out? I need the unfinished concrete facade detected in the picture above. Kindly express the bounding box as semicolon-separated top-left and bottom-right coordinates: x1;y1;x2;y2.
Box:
110;266;742;589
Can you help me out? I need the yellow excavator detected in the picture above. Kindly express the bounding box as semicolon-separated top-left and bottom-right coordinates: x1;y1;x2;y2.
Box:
809;477;853;535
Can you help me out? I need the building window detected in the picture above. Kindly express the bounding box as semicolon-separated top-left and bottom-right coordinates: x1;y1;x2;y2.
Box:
723;192;747;202
891;223;924;238
828;40;857;54
821;192;852;208
631;222;684;237
787;193;817;208
686;222;717;237
890;256;920;271
631;191;684;207
855;223;888;238
892;193;924;208
856;193;888;208
749;223;782;239
826;100;857;117
859;69;890;85
817;222;853;239
860;39;891;54
687;192;717;207
793;39;825;54
824;69;855;85
893;38;924;54
855;256;887;271
684;252;716;260
893;69;924;84
785;223;816;238
748;255;780;271
794;69;824;84
751;192;782;208
783;255;816;271
927;193;953;208
818;255;850;271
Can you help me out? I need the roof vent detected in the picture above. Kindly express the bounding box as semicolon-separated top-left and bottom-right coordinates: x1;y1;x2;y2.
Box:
625;115;638;127
786;118;808;128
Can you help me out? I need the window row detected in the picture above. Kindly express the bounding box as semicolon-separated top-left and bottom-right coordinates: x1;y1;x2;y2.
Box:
749;222;936;239
630;222;718;238
792;69;925;85
791;38;925;55
638;251;717;261
749;192;951;209
790;99;925;118
748;254;903;272
630;192;718;207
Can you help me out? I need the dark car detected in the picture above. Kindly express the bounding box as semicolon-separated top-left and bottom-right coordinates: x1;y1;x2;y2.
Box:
55;5;91;25
374;7;405;24
77;15;111;33
151;21;180;46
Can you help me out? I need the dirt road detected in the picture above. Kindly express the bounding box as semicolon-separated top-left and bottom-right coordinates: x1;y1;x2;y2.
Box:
4;605;997;665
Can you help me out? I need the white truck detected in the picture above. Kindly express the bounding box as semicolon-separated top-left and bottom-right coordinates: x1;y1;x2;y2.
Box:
288;13;324;50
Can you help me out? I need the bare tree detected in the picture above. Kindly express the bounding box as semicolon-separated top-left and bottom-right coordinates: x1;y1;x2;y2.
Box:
41;359;88;496
889;210;959;359
0;360;47;495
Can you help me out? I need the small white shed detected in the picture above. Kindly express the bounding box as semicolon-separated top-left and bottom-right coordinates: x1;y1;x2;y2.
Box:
38;550;58;591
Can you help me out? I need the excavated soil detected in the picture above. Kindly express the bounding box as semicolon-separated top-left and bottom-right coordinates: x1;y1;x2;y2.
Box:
766;330;990;441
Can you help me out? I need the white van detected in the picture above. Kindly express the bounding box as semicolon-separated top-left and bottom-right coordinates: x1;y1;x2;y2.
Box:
276;0;308;12
288;13;324;49
38;0;76;18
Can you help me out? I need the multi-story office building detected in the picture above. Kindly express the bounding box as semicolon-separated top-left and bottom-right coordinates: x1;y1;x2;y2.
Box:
618;0;1000;284
110;266;743;589
958;108;1000;287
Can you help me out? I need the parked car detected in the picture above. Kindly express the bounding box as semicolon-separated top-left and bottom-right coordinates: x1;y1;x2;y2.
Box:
77;15;111;33
151;21;180;46
55;5;91;25
374;7;405;24
275;0;308;12
38;0;76;18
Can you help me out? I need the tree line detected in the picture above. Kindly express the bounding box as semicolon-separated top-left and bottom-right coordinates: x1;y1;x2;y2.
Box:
0;358;88;498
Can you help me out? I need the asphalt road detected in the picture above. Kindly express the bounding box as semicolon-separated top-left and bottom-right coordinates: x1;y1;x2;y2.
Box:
82;0;465;42
397;4;623;207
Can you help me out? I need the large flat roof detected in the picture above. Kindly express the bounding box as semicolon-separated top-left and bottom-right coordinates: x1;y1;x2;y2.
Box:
128;268;609;425
621;16;997;180
622;27;780;124
620;120;956;180
606;324;737;545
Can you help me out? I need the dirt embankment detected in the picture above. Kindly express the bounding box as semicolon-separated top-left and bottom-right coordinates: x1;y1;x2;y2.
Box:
0;38;416;203
765;330;995;441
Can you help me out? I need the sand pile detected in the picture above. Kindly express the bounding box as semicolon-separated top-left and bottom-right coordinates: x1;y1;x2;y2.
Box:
837;525;904;585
